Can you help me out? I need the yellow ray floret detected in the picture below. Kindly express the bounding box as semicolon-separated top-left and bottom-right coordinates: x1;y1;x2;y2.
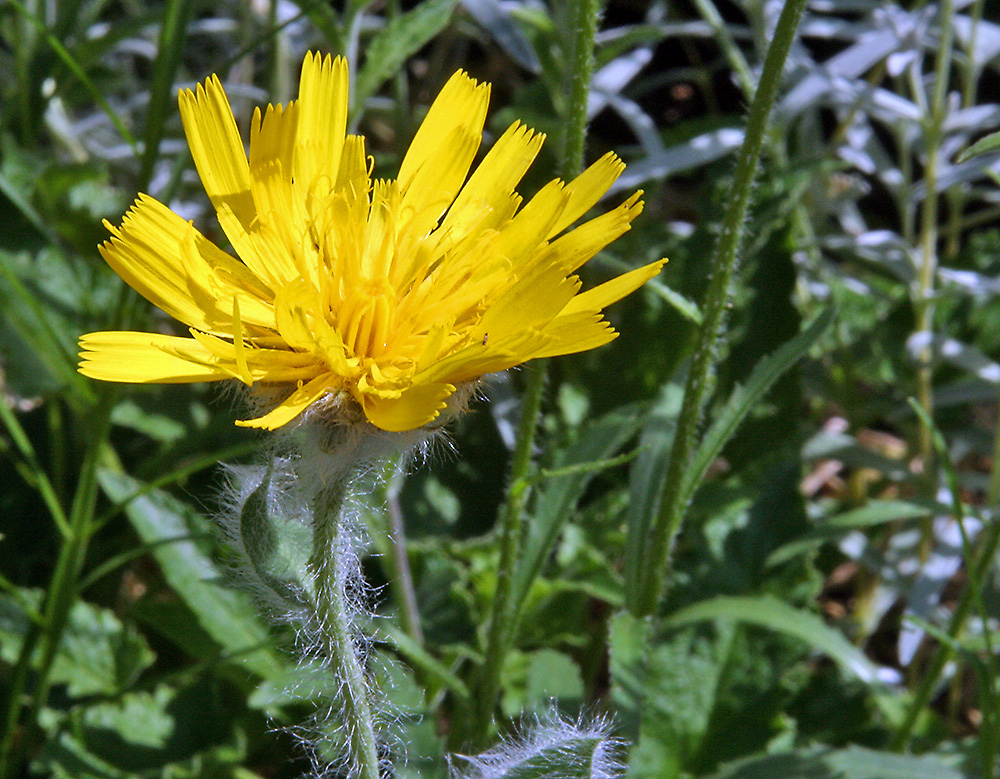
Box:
79;52;665;432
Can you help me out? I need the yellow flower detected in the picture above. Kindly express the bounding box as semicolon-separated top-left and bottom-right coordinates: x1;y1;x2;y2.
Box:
79;53;664;432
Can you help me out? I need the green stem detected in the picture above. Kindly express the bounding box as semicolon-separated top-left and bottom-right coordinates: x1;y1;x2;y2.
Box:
463;359;548;747
461;0;602;748
913;0;955;473
0;401;111;779
626;0;809;618
890;509;1000;752
559;0;600;182
310;483;380;779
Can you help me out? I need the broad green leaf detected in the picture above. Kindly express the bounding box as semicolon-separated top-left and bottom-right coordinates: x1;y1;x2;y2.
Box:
610;612;730;779
352;0;460;110
0;590;155;698
98;470;284;680
767;499;930;567
512;403;644;614
500;649;584;719
664;595;880;683
707;745;967;779
37;680;241;776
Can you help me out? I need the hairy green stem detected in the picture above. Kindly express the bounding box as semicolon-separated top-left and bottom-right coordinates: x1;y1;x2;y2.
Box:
626;0;809;618
311;483;380;779
460;0;602;748
463;359;548;747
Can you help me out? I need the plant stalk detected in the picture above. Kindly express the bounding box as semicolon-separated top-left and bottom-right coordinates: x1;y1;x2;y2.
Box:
912;0;955;473
461;0;602;748
626;0;809;617
310;483;381;779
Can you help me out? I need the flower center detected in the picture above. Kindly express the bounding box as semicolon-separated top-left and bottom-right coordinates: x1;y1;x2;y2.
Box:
336;281;397;359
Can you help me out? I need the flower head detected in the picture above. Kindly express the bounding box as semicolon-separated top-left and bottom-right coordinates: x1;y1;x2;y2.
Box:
79;53;664;432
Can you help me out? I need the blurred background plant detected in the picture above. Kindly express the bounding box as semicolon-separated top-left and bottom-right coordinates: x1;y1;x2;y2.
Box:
2;0;1000;777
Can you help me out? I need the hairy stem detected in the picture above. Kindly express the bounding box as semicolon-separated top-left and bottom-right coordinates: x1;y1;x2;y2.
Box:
461;0;603;749
310;483;380;779
626;0;809;617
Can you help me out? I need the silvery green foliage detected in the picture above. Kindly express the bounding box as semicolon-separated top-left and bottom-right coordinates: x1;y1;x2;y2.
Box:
451;712;625;779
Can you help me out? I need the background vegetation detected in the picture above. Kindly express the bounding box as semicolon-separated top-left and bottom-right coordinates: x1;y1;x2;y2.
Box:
2;0;1000;776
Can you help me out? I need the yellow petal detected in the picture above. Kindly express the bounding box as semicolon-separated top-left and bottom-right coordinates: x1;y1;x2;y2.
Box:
101;195;245;333
559;259;667;317
79;331;227;383
532;312;617;358
360;381;456;432
443;121;545;239
178;76;255;244
541;191;644;274
491;180;569;266
295;52;349;201
237;374;339;429
547;152;626;238
397;71;489;193
474;261;581;344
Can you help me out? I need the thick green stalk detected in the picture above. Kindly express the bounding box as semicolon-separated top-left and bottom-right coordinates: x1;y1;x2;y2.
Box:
626;0;809;617
310;483;380;779
461;0;602;748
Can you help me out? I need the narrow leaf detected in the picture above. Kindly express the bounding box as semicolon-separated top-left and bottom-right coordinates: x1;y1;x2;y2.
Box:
512;404;644;615
664;595;881;683
678;308;834;512
353;0;460;110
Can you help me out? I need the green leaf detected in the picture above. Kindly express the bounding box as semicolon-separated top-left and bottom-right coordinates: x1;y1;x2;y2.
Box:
352;0;460;110
98;470;285;680
512;403;644;614
138;0;195;190
623;383;682;599
664;595;881;684
957;129;1000;163
678;307;834;513
766;499;930;567
0;589;155;698
238;466;312;605
610;612;729;779
706;745;967;779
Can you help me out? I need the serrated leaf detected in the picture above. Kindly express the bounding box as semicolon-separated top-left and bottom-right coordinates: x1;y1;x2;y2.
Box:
98;470;284;680
664;595;881;684
353;0;460;110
